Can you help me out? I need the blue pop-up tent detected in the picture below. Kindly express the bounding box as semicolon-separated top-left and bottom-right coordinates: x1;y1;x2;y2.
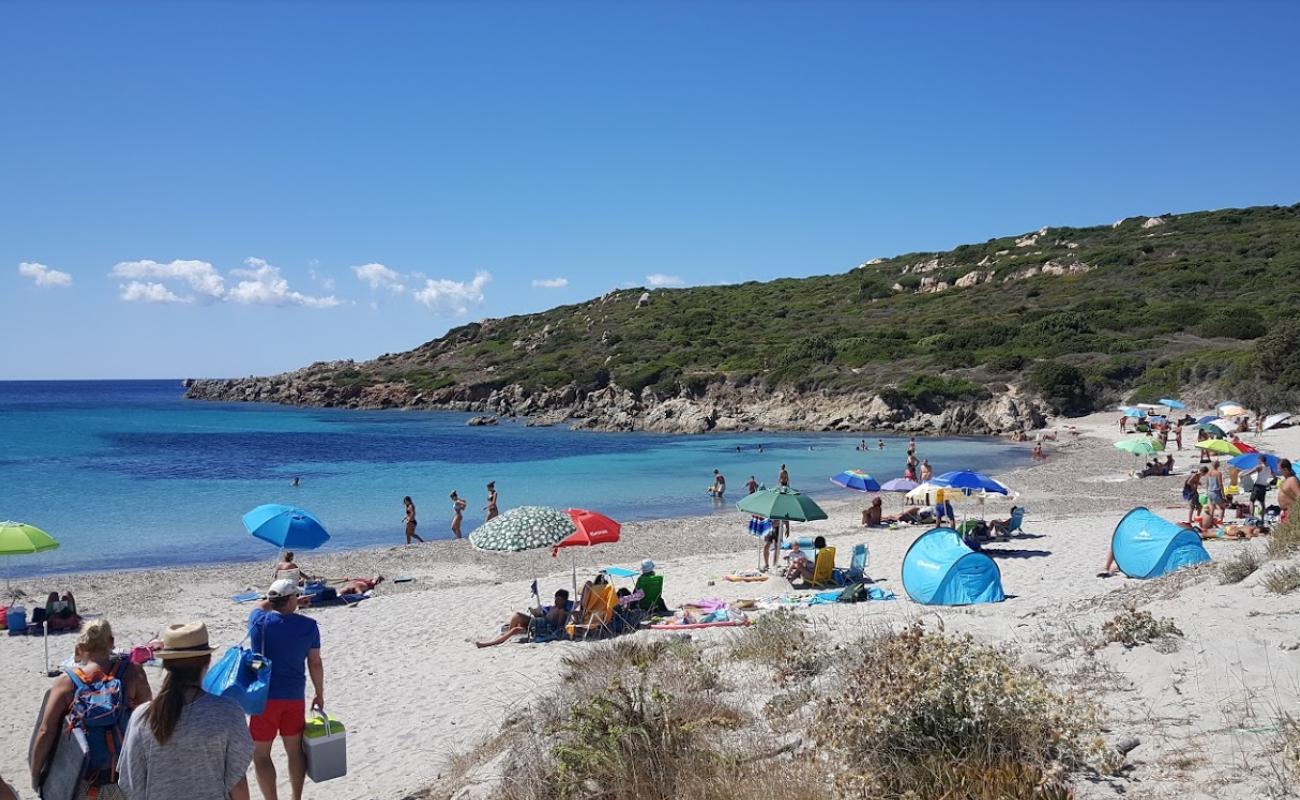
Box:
901;527;1005;605
1111;507;1210;579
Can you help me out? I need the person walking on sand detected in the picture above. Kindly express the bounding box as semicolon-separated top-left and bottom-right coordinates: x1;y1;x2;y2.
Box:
778;464;789;487
119;622;254;800
30;619;153;799
1242;455;1274;517
1174;422;1183;450
1183;466;1206;524
248;580;324;800
1119;414;1127;433
403;496;424;543
485;482;500;522
450;491;467;539
1204;460;1226;525
919;459;932;482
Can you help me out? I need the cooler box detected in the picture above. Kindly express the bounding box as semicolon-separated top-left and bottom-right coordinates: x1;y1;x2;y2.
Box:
302;710;346;782
6;606;26;636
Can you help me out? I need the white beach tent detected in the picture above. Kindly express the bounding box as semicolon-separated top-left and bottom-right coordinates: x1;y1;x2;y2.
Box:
1264;412;1293;431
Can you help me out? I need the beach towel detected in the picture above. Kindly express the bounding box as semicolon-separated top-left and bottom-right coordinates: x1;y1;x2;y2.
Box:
747;516;772;537
232;591;262;604
724;570;769;582
807;585;895;605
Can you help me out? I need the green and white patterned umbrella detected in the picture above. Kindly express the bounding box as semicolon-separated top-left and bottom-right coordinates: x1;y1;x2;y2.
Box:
469;506;577;553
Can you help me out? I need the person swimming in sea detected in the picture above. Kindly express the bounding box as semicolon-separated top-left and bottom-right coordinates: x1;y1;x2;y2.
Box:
450;490;467;539
404;496;424;543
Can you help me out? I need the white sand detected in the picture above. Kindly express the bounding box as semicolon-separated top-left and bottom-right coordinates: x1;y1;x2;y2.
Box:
3;413;1298;799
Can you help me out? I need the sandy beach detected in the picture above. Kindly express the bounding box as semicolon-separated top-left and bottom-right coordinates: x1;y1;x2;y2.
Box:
4;412;1299;800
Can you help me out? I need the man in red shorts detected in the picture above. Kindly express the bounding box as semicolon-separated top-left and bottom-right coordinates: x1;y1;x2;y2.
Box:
248;579;324;800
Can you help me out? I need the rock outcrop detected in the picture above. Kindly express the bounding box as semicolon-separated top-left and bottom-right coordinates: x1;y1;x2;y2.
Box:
185;374;1046;435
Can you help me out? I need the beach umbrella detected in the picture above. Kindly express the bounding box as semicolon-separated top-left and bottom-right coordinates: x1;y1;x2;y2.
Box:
1135;403;1163;411
1264;412;1292;431
1197;423;1226;438
1196;415;1218;425
1218;402;1247;417
1121;407;1147;418
932;470;1009;495
1209;417;1239;434
469;506;576;553
736;486;828;521
1;521;60;597
880;477;919;493
1196;439;1241;456
242;504;330;550
830;469;882;493
1230;438;1258;454
905;482;974;504
554;509;621;554
1115;439;1159;458
1229;452;1283;473
1159;398;1186;410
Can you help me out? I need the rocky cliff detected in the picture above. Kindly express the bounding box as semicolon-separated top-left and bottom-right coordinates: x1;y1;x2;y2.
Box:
184;374;1045;434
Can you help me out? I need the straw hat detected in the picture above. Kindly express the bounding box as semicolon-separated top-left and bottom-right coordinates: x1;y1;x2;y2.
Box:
154;622;217;660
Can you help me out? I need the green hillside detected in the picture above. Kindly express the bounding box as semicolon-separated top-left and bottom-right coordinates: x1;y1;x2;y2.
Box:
216;204;1300;415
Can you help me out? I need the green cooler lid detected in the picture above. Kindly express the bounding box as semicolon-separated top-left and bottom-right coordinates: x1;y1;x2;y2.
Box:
304;712;345;738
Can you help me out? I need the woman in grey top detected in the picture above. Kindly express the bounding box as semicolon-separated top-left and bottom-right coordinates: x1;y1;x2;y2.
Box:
119;622;253;800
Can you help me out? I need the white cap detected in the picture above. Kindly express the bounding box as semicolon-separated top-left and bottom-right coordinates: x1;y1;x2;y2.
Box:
641;559;655;574
267;578;299;599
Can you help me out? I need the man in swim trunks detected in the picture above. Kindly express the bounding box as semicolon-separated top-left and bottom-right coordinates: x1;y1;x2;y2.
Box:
1204;460;1226;524
745;475;759;494
476;589;570;648
861;497;883;527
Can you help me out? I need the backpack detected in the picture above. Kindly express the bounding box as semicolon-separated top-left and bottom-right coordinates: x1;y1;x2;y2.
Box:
65;658;130;789
837;582;869;603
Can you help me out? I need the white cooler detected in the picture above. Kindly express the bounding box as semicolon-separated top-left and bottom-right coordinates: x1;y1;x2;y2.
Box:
302;709;347;782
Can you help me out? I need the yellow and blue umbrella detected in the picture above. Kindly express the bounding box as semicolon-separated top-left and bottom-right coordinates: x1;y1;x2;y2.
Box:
830;469;881;493
242;504;330;550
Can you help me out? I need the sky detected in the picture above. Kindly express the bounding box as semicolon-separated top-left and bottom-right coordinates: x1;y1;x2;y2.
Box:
3;1;1298;380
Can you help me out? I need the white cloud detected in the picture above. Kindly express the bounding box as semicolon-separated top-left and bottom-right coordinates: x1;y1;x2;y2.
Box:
646;273;684;287
413;270;491;315
111;259;226;302
120;281;186;304
532;277;569;289
227;257;340;308
352;262;406;293
17;262;73;288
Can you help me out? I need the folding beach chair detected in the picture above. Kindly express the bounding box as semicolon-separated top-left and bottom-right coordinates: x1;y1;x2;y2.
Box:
794;546;837;589
833;543;869;586
566;583;618;640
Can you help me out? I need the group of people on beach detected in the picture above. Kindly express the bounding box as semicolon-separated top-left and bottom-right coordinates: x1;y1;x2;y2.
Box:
401;482;495;543
26;573;329;800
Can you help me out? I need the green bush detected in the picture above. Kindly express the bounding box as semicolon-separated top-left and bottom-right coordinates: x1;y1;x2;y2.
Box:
1026;361;1095;415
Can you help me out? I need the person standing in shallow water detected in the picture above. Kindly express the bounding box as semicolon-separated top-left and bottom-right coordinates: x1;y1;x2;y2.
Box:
449;491;467;539
403;496;424;544
485;482;499;522
778;464;789;487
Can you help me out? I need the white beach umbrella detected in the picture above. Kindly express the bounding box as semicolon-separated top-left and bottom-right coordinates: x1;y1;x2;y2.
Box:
1264;412;1292;431
1209;417;1239;434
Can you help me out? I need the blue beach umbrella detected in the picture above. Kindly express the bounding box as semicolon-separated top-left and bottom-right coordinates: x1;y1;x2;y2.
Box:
1159;398;1186;410
1228;452;1283;473
1121;407;1147;419
932;470;1009;495
830;469;881;493
880;477;919;493
242;504;330;550
1196;415;1218;425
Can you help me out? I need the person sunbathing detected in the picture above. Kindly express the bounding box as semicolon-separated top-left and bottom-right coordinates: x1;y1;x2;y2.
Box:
861;497;884;526
476;589;570;648
274;550;315;582
1196;521;1263;540
44;591;81;632
339;575;385;596
784;536;826;582
883;506;931;524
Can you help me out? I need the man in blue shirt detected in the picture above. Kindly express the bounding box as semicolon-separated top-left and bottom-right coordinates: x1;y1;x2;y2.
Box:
247;579;323;800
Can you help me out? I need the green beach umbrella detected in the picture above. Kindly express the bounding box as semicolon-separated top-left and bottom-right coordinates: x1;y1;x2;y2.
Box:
1114;439;1159;458
468;506;577;553
735;486;828;522
1196;438;1241;456
0;521;59;555
1;521;59;598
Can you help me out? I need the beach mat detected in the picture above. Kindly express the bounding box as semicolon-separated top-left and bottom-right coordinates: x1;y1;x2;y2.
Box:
232;591;262;604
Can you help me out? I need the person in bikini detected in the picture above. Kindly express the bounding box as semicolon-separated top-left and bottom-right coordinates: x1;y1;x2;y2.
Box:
338;576;385;596
449;491;467;538
403;496;424;544
485;482;499;522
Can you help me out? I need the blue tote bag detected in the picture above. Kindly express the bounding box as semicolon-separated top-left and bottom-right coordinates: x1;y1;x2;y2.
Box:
203;621;272;715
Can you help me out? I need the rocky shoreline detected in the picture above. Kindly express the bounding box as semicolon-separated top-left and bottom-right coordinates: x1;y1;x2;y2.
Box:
184;374;1047;434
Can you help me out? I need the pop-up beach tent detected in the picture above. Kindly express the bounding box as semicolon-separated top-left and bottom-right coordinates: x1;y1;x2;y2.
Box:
1111;507;1210;579
901;527;1004;605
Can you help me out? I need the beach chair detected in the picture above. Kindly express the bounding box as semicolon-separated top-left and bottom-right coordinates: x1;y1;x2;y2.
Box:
275;568;302;584
833;543;869;586
793;546;836;589
991;508;1025;539
634;574;668;614
567;583;618;640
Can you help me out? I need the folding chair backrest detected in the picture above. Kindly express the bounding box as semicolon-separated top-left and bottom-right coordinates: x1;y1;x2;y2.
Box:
1009;508;1024;532
581;584;617;626
849;543;869;581
275;568;301;584
811;546;837;587
635;574;664;611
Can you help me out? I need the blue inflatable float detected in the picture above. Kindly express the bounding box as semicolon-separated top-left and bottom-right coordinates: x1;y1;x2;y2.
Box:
901;527;1005;605
1111;507;1210;579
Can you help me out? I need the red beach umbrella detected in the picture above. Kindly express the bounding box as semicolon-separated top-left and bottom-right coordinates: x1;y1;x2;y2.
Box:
553;509;621;555
1231;438;1258;454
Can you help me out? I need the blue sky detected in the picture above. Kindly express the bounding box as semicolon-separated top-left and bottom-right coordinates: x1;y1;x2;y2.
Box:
3;1;1298;379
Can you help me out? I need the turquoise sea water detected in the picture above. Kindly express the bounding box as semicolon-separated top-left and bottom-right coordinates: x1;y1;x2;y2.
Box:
0;381;1030;575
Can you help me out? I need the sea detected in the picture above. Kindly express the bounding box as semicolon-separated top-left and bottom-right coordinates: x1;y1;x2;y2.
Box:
0;380;1030;575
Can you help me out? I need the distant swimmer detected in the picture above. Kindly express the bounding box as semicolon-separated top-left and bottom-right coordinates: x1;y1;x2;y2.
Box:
404;496;425;544
877;439;885;450
291;476;300;487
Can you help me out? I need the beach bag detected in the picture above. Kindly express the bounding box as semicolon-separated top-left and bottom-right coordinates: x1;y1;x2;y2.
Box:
203;623;272;716
65;659;130;791
837;582;870;603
